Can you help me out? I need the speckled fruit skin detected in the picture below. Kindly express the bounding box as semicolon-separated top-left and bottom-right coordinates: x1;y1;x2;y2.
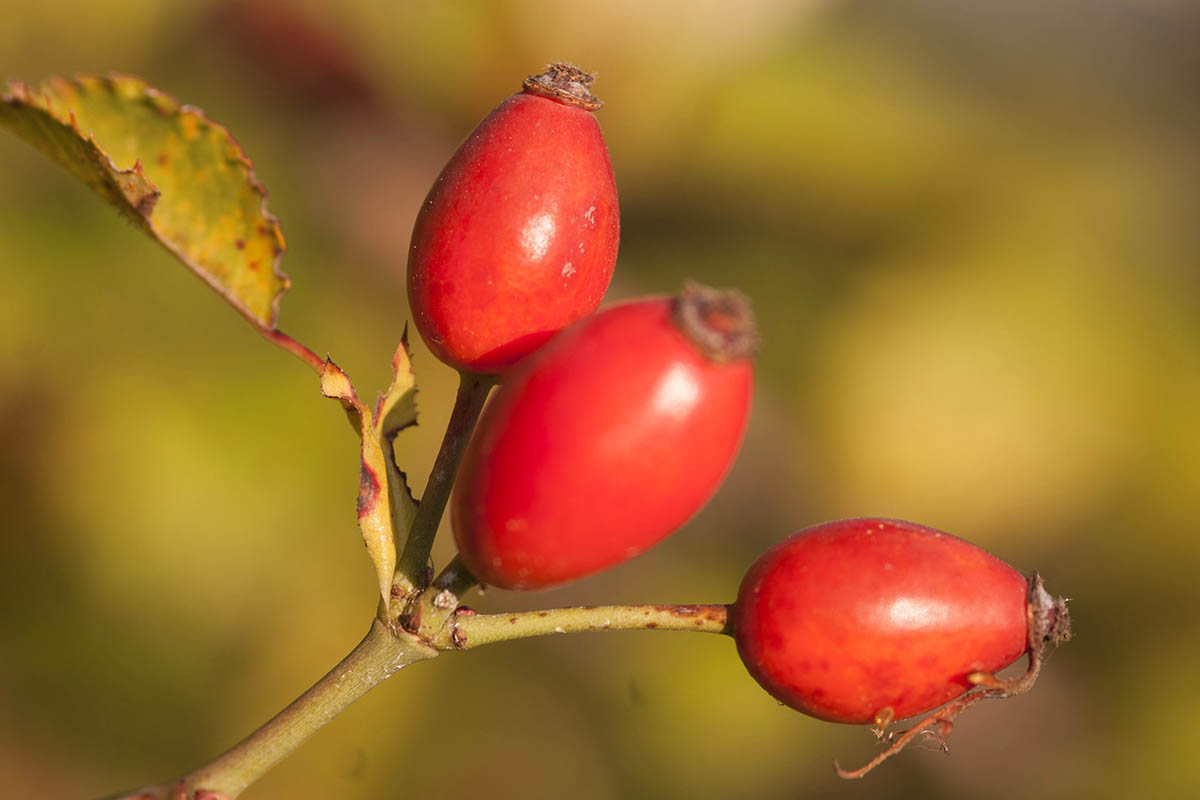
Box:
733;518;1029;724
452;296;753;590
407;88;619;374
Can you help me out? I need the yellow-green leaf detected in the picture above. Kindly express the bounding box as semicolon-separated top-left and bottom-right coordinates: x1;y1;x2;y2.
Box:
320;356;366;435
373;336;420;550
0;74;289;330
375;332;419;439
321;359;396;608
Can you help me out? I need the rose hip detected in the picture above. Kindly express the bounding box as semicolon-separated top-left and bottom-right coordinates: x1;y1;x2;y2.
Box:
407;63;619;374
451;283;756;590
732;518;1070;777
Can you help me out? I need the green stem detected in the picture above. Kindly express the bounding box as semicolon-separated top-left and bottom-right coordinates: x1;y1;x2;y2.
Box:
122;621;437;799
441;604;731;651
107;601;728;798
393;371;492;590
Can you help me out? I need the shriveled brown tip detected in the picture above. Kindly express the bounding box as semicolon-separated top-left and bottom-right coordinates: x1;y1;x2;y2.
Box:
522;62;603;110
672;282;758;363
1028;571;1072;647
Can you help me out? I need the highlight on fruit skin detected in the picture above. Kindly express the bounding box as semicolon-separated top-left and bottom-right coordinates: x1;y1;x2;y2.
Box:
451;283;756;590
731;517;1071;779
406;63;619;375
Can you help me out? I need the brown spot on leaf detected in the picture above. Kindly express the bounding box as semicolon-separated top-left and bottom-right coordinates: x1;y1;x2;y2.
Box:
134;191;160;217
357;462;380;518
156;152;169;166
248;259;260;271
235;238;245;250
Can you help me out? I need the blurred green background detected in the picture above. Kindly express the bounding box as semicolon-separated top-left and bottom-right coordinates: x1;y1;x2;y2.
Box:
2;1;1198;797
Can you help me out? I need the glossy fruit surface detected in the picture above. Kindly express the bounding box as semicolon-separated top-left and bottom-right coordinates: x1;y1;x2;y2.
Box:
733;518;1030;724
452;285;756;590
407;63;619;374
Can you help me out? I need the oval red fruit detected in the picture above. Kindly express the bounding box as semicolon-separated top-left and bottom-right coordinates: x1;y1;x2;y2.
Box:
407;63;619;374
733;518;1031;724
452;284;756;590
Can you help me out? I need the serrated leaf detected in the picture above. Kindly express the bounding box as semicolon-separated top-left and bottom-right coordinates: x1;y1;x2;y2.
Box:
320;359;396;608
375;330;419;439
319;356;365;435
373;335;420;548
1;74;289;330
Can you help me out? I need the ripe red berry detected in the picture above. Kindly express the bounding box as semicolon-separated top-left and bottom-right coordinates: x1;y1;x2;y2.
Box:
733;518;1069;726
407;63;620;374
451;284;757;590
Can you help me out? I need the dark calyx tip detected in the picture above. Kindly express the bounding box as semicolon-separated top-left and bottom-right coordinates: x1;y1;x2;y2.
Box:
523;62;603;110
672;282;758;363
1028;571;1072;648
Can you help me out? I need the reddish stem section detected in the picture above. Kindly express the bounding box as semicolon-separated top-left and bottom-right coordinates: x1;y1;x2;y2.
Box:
262;327;325;374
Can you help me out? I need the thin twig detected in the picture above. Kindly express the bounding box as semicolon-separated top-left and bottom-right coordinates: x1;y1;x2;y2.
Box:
393;371;492;590
443;603;731;651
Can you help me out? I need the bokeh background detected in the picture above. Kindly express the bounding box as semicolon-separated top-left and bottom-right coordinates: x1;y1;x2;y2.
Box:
2;1;1198;798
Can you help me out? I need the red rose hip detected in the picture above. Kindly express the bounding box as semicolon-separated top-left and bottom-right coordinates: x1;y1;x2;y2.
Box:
407;63;619;374
452;284;756;590
733;518;1070;726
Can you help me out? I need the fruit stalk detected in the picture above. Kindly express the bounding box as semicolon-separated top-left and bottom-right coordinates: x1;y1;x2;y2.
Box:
436;603;731;650
393;371;493;592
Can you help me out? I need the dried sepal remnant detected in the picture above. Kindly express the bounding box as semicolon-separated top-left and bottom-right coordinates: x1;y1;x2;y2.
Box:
522;62;603;110
672;282;758;363
1027;571;1073;648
